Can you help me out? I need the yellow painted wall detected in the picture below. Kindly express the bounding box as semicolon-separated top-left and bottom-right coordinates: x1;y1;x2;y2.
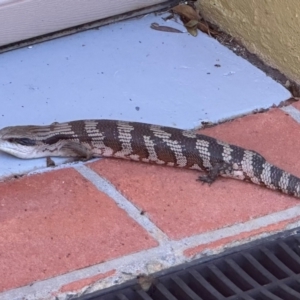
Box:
197;0;300;84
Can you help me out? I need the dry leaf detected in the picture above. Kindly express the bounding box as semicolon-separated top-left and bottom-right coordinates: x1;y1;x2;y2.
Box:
187;27;198;36
197;21;219;37
150;22;183;33
172;3;219;37
137;274;156;291
172;4;200;21
185;20;199;28
185;20;199;36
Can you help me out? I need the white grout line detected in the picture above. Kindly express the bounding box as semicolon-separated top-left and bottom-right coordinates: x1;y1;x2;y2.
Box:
0;245;177;300
74;164;170;245
2;207;300;300
171;204;300;250
74;165;300;252
281;105;300;123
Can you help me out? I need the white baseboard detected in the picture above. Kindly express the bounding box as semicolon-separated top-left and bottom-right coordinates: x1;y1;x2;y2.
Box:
0;0;172;47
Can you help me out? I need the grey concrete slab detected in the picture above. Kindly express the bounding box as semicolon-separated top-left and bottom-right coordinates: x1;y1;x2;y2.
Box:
0;13;290;178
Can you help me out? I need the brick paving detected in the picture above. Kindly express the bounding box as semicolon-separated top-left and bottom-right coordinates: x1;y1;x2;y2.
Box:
1;107;300;299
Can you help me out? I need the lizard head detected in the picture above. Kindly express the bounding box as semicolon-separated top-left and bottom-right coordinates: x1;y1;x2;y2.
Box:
0;125;43;158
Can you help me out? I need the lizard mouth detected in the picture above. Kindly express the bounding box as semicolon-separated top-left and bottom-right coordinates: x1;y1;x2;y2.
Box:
7;138;37;146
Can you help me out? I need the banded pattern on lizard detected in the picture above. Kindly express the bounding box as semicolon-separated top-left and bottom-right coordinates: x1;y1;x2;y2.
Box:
0;119;299;198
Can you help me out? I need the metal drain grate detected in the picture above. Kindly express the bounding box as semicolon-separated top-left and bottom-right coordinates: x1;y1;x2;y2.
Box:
79;230;300;300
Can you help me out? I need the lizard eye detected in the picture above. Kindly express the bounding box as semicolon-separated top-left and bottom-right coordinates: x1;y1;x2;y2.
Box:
7;138;36;146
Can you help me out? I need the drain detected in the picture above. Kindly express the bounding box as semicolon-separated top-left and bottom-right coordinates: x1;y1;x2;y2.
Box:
78;229;300;300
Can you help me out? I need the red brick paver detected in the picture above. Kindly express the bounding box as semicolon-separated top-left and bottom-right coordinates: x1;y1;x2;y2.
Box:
89;108;300;239
0;168;157;292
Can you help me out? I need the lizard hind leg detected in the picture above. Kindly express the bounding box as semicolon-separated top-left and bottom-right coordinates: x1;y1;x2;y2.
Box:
197;162;232;185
